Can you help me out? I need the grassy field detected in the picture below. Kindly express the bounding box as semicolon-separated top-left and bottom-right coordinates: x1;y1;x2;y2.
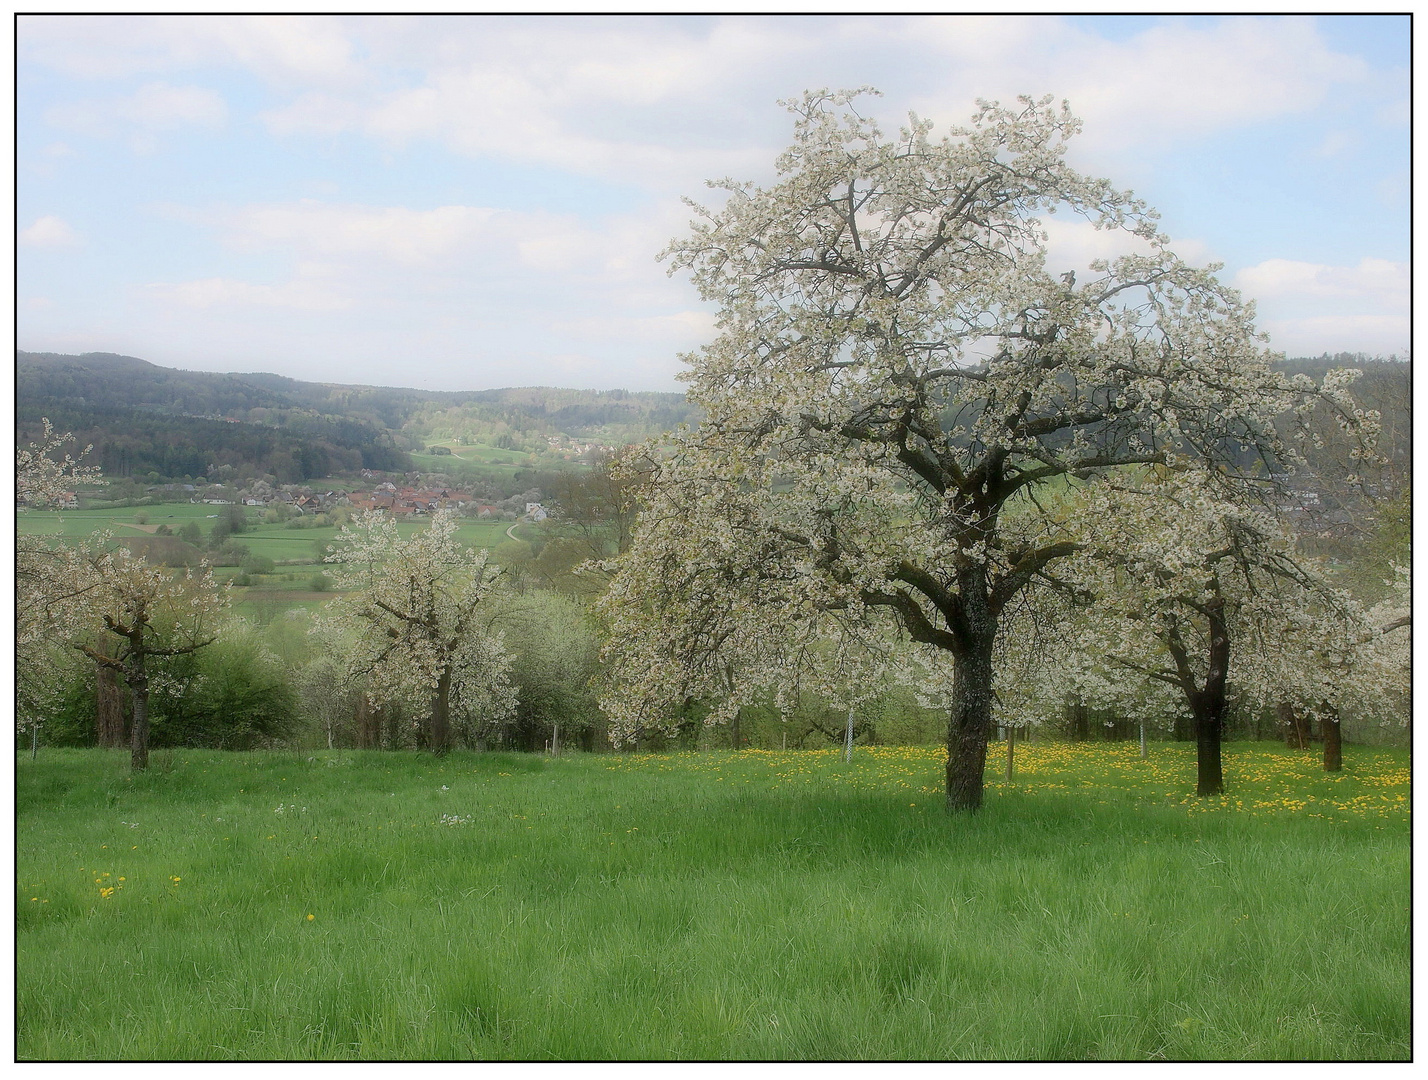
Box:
18;507;523;619
17;506;514;553
16;742;1408;1061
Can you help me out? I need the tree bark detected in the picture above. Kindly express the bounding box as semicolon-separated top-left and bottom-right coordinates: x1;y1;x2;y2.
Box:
1068;698;1089;741
355;694;377;749
96;662;127;748
1321;702;1342;772
946;621;995;813
1193;701;1223;796
1192;603;1230;796
430;666;453;755
129;677;150;772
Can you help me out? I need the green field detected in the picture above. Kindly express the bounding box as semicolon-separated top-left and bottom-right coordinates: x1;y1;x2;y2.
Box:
18;507;524;618
16;742;1409;1060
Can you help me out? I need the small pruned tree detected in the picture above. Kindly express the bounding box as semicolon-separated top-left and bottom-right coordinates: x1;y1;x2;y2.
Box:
72;547;227;770
320;509;515;754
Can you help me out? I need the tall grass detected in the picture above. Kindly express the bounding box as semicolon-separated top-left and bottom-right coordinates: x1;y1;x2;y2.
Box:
17;744;1409;1060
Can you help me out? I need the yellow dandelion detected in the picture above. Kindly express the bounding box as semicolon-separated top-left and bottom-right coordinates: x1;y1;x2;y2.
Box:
307;913;315;921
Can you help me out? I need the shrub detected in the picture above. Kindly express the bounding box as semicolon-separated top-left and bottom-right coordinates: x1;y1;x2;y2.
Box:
148;630;299;749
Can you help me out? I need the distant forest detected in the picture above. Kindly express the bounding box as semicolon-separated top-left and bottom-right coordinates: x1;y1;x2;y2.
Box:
15;350;1405;495
16;351;697;485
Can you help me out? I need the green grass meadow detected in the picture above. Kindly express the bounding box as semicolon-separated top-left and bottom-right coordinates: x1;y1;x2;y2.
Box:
16;743;1409;1060
18;506;521;620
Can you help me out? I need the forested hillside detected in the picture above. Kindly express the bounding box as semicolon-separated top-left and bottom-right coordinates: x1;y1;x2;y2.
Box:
16;349;1401;513
16;351;697;486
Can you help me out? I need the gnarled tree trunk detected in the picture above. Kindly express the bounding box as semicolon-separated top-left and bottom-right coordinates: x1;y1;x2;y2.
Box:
129;673;151;772
946;619;996;813
96;662;128;748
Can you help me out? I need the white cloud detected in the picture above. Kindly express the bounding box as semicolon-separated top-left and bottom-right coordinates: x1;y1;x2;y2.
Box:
1234;257;1408;356
1234;257;1407;307
130;195;707;389
551;310;717;345
217;201;504;265
20;14;363;88
46;81;226;150
1039;217;1212;275
1314;130;1359;158
1257;314;1408;358
23;15;1373;190
168;197;691;287
144;276;353;313
904;16;1367;165
19;215;81;248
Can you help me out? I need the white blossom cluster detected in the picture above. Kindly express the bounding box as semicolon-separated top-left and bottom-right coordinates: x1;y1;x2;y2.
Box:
15;419;103;507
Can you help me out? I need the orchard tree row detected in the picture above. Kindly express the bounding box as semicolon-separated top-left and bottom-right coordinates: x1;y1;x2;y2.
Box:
594;91;1409;811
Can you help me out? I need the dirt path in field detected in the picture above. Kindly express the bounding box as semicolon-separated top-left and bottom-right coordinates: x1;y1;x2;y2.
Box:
118;523;160;534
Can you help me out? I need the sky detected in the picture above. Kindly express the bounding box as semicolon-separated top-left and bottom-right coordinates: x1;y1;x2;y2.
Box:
15;14;1410;393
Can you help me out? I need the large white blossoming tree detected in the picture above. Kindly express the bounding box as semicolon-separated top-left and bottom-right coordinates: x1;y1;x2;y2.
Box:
603;91;1366;812
321;509;515;754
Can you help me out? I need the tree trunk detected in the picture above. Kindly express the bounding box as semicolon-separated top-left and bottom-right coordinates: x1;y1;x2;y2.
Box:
354;694;372;748
96;663;127;748
430;667;453;755
1193;701;1223;796
130;680;150;772
844;707;854;763
1068;698;1090;741
730;706;741;751
946;625;995;813
1321;703;1342;772
1277;701;1308;749
1192;604;1230;797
